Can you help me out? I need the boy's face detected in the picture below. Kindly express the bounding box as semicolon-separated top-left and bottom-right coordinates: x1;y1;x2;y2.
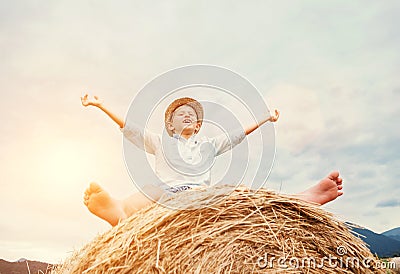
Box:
168;104;201;136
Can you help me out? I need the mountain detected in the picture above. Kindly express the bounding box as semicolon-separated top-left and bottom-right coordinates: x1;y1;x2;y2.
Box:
382;227;400;242
349;225;400;258
0;258;53;274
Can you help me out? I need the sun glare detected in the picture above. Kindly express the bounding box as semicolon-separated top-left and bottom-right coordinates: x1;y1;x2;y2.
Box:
35;140;91;188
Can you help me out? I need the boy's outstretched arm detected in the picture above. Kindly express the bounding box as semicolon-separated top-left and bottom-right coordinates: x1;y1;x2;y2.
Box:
81;94;125;128
245;109;279;136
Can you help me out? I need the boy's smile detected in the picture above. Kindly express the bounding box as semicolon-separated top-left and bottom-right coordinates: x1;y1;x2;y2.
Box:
182;118;193;124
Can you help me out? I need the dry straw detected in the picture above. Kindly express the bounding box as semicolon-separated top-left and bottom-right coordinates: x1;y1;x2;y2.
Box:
53;185;386;273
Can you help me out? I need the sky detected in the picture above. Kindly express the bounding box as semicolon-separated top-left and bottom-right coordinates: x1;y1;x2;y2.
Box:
1;0;399;264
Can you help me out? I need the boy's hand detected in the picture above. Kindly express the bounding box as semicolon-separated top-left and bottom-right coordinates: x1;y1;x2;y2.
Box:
269;109;280;122
81;94;102;107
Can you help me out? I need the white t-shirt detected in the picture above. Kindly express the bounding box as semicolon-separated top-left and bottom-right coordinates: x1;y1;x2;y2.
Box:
121;123;246;188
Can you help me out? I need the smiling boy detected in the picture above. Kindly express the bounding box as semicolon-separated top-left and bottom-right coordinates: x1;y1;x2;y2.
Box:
81;95;343;226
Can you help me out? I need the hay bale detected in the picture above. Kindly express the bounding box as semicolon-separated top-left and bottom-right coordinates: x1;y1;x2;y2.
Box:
53;185;386;273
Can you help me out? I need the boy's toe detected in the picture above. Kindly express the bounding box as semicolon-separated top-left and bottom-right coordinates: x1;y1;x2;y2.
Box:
89;182;102;193
328;171;340;180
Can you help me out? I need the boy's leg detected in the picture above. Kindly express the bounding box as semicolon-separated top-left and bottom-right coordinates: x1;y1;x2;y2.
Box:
84;183;163;226
84;172;343;226
293;171;343;205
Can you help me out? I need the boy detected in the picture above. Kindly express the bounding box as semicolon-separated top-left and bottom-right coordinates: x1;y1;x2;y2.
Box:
81;94;343;226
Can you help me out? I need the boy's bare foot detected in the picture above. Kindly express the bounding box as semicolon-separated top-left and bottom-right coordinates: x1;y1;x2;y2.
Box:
84;182;127;226
296;171;343;205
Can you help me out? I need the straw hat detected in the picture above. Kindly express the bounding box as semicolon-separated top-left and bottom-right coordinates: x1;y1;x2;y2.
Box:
164;97;204;136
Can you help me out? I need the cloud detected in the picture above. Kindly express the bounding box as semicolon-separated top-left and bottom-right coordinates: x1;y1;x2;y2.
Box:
267;85;325;155
376;199;400;208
